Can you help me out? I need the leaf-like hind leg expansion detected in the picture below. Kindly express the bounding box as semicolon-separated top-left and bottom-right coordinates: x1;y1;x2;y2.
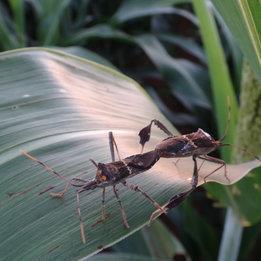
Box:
149;190;192;223
113;185;130;229
149;156;199;223
76;191;86;244
138;119;173;153
123;181;167;215
198;155;229;183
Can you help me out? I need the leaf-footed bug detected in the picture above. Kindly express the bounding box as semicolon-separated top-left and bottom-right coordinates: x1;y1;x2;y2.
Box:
16;103;259;242
19;118;229;243
20;131;167;244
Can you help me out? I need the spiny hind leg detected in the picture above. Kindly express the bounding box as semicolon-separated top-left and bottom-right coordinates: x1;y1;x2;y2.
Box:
149;156;199;223
198;155;229;183
149;189;193;223
138;119;173;153
122;181;167;224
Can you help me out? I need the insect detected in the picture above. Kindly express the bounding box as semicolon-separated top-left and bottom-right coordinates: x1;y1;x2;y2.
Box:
20;117;231;243
137;118;232;221
140;118;259;221
139;119;231;187
21;131;167;244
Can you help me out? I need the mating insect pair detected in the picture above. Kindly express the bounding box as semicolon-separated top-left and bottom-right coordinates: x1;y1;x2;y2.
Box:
21;119;229;243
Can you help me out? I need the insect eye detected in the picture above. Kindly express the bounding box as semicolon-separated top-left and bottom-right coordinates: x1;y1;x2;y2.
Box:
101;175;107;181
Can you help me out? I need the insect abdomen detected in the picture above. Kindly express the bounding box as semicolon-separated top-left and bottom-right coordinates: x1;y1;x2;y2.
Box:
155;137;189;157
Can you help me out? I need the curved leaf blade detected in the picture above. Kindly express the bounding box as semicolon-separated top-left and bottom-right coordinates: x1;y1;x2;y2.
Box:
135;34;211;110
112;0;198;25
0;48;259;260
210;0;261;80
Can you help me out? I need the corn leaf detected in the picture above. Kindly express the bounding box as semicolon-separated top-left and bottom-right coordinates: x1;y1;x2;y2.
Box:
0;48;259;260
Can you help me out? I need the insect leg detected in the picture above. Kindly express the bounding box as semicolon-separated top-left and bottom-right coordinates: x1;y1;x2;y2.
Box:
49;182;70;198
149;156;199;223
101;187;107;221
197;159;206;174
173;158;181;166
22;150;68;181
89;159;98;168
149;189;192;223
139;119;173;153
113;185;130;229
198;155;229;183
122;181;167;214
109;131;121;161
76;191;86;244
191;156;199;189
22;150;72;198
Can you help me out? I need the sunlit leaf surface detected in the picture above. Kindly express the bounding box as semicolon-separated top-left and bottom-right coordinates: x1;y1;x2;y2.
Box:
0;48;259;260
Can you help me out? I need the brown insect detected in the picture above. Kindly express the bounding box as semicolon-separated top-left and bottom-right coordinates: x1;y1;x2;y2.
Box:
21;131;166;244
19;118;231;243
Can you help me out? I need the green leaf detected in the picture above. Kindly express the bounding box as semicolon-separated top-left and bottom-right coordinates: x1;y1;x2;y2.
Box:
134;34;211;110
114;220;188;259
158;34;207;64
66;26;211;112
8;0;26;47
218;207;243;261
140;220;188;259
54;46;117;70
192;0;238;161
231;62;261;225
67;24;133;45
210;0;261;80
0;48;259;260
87;253;161;261
0;2;20;50
174;199;219;260
113;229;152;256
112;0;197;25
37;0;71;45
213;9;243;90
192;0;260;226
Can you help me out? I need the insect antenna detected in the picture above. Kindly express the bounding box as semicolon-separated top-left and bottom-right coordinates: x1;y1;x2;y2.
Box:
89;159;98;168
21;150;69;182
